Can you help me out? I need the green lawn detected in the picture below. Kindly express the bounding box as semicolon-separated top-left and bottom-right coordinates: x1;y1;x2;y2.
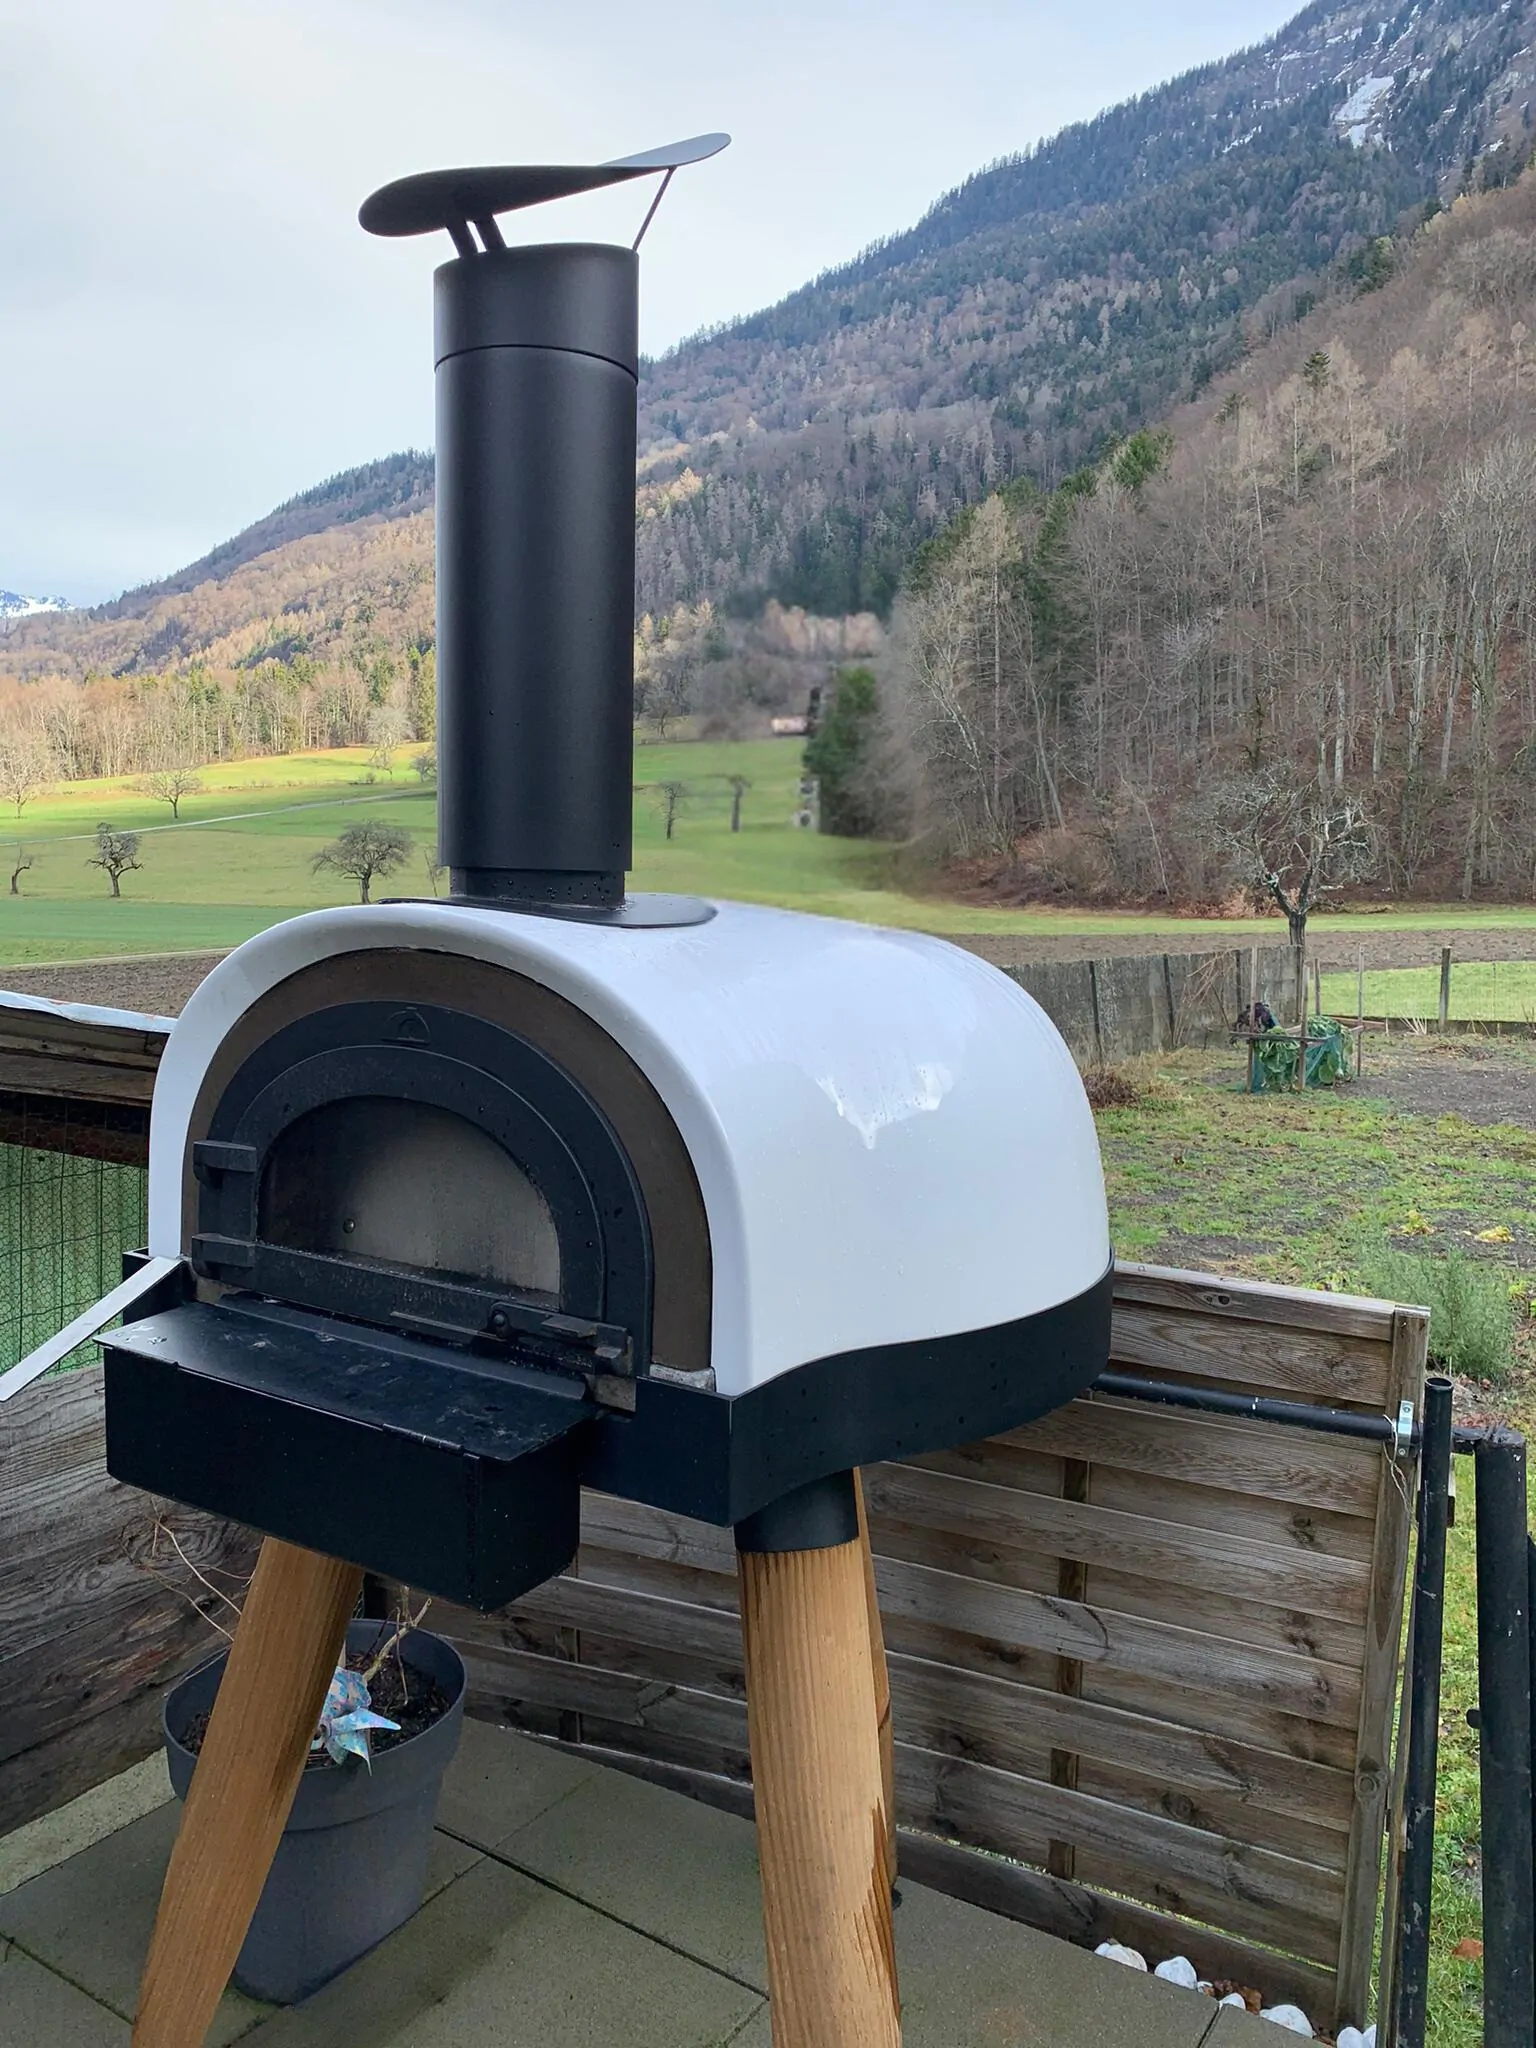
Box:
1321;962;1536;1024
3;740;1536;965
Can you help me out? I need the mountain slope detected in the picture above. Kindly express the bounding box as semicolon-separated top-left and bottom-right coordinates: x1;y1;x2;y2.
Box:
634;0;1535;612
5;0;1533;683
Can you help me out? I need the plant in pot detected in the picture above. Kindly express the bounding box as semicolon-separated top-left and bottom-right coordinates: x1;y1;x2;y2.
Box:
161;1587;466;2004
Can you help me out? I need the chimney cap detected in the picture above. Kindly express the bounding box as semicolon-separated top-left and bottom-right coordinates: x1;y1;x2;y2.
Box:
360;133;730;244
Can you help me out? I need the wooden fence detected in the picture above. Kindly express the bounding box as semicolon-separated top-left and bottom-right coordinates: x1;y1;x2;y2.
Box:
994;947;1298;1064
420;1263;1426;2033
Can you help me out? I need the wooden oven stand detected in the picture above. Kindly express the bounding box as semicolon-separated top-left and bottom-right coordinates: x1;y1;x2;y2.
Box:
131;1539;362;2048
130;1506;899;2048
738;1484;901;2048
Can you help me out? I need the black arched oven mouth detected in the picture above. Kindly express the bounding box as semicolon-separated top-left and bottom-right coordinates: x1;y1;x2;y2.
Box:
189;1001;654;1386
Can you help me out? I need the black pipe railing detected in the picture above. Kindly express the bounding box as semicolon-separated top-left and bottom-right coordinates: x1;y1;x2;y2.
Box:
1393;1377;1454;2048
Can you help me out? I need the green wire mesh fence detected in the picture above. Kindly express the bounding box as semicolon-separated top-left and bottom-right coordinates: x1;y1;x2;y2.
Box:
0;1094;149;1374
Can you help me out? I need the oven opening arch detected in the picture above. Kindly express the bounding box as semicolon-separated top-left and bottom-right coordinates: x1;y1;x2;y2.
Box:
190;1001;655;1365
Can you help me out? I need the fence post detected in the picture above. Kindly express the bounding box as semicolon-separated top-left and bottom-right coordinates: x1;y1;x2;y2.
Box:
1392;1378;1455;2048
1438;948;1452;1031
1474;1433;1534;2048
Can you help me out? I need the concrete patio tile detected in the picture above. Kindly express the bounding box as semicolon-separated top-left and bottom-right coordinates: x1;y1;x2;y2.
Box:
239;1858;763;2048
0;1755;171;1898
0;1800;480;2046
0;1943;130;2045
721;2007;772;2046
434;1717;598;1849
891;1881;1221;2047
500;1762;768;1986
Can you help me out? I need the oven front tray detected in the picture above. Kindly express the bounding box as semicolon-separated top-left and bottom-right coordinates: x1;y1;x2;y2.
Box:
101;1295;597;1608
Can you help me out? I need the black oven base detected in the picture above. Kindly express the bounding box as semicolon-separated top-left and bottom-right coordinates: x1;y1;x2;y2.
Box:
100;1259;1113;1611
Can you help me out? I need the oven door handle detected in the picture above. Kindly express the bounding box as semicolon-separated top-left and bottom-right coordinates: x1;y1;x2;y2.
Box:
0;1255;187;1403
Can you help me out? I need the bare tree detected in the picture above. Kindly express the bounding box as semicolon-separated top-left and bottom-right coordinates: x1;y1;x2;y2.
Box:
725;774;751;833
10;847;32;896
311;821;413;903
1209;770;1376;1009
424;843;445;895
649;780;689;840
135;767;204;820
87;823;143;898
366;705;409;775
0;737;55;820
412;747;436;783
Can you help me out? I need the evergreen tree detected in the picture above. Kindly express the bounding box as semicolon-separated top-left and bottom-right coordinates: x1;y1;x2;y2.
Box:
804;668;881;838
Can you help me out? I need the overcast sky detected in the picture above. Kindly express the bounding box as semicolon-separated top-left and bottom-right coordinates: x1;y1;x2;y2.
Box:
0;0;1301;605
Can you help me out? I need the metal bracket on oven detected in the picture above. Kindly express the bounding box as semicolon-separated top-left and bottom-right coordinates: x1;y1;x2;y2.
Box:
390;1297;638;1412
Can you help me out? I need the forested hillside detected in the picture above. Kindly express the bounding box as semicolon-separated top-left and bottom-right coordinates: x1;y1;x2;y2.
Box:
635;0;1536;615
869;171;1536;903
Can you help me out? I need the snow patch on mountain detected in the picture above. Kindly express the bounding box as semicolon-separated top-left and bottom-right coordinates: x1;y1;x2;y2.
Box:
1336;71;1397;143
0;590;71;622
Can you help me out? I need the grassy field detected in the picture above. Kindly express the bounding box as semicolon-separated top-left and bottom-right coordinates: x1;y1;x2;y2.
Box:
1321;961;1536;1023
2;741;1536;965
1095;1040;1535;2046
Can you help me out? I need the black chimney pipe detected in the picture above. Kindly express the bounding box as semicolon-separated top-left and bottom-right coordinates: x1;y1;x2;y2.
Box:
359;139;728;917
434;243;638;910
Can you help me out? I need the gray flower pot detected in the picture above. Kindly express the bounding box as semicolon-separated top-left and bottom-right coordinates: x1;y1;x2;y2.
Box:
163;1620;466;2004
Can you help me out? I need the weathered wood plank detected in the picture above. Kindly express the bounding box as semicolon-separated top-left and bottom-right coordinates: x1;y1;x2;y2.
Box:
1085;1663;1359;1771
1110;1302;1391;1408
895;1745;1345;1964
1113;1263;1400;1342
1013;1398;1382;1518
0;1367;256;1836
913;1439;1377;1561
580;1494;737;1575
0;1053;158;1103
863;1512;1367;1670
863;1462;1372;1622
872;1555;1362;1727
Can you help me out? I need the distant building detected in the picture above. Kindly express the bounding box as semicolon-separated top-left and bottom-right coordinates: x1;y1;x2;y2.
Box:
770;715;810;737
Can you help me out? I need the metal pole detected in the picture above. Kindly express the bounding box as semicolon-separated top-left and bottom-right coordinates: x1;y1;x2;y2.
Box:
1439;947;1452;1032
1394;1378;1455;2048
1474;1432;1534;2048
1091;1370;1404;1445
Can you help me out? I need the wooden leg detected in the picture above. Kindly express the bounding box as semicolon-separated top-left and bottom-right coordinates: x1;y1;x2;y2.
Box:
133;1538;363;2048
854;1471;897;1892
739;1532;901;2048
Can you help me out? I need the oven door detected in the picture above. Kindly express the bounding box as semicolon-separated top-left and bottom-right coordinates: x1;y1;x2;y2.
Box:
189;1001;653;1385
